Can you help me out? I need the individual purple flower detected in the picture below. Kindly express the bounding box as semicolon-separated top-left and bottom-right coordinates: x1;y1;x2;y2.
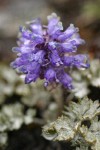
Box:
11;13;89;89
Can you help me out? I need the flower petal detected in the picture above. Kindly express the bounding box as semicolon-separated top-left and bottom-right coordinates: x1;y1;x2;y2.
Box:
44;68;56;82
63;55;90;68
58;24;78;41
27;18;42;35
47;13;63;38
25;73;38;83
57;69;73;89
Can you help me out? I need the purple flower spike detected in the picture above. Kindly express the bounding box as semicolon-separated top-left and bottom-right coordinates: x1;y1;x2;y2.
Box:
11;13;89;89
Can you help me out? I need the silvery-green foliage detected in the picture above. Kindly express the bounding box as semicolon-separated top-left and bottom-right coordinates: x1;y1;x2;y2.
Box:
43;102;59;121
0;64;63;123
0;103;36;149
0;64;20;104
0;103;36;132
0;64;26;103
42;97;100;149
0;64;63;149
72;135;90;150
72;59;100;98
0;133;8;149
20;79;62;109
80;117;100;150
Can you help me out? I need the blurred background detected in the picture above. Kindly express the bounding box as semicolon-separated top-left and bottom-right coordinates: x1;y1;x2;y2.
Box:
0;0;100;150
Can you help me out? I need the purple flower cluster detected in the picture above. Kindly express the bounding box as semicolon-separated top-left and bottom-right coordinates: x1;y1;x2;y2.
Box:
11;13;89;89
